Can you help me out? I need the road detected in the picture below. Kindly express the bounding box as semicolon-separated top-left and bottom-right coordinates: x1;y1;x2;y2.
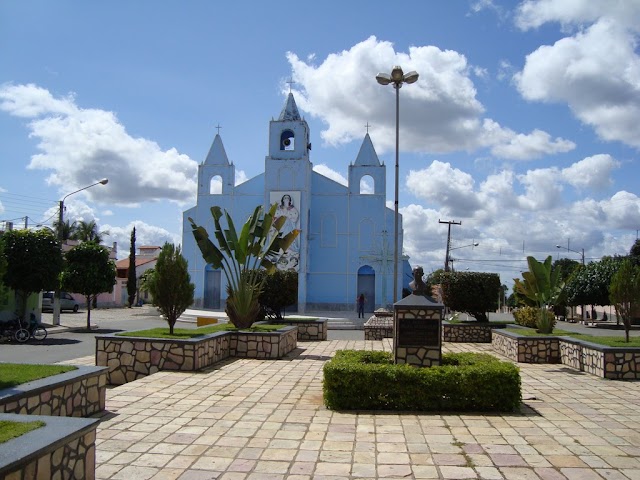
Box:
0;306;364;364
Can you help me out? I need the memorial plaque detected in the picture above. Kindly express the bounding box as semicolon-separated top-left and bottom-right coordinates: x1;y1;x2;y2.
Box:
397;318;440;347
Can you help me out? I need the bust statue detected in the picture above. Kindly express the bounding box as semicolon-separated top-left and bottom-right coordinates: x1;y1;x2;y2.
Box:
409;266;429;296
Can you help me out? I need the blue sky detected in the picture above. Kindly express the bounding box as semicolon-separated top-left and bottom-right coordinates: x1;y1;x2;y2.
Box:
1;0;639;289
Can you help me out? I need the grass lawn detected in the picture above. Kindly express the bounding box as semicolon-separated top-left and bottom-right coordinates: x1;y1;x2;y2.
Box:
0;420;45;444
0;363;77;390
505;327;640;347
116;323;286;339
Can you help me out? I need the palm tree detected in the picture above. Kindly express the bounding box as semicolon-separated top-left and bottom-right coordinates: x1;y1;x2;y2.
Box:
52;219;77;241
73;220;109;244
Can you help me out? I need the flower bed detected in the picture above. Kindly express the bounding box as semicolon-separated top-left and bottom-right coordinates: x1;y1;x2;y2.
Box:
492;329;640;379
96;326;298;385
0;413;99;480
0;366;107;418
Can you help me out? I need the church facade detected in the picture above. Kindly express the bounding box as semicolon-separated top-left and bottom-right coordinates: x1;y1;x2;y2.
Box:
181;93;409;313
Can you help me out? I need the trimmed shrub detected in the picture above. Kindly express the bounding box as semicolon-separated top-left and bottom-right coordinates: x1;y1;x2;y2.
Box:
513;306;557;331
513;306;539;328
323;350;521;412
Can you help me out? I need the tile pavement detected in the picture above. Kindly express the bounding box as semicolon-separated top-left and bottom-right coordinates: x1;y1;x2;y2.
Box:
63;339;640;479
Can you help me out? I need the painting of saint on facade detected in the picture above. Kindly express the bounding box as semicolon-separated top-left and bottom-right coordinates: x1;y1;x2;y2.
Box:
270;191;300;271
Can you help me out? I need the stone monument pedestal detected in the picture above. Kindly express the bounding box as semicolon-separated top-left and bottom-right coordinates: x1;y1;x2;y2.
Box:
393;294;444;367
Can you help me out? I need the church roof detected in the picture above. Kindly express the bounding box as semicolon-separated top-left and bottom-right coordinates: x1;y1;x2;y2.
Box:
354;133;381;166
278;93;302;121
204;134;230;166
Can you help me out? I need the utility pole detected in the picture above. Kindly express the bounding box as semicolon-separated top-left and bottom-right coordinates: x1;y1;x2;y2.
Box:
439;219;461;272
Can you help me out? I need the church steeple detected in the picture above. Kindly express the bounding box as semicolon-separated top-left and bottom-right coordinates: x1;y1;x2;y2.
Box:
354;133;381;166
204;134;230;166
279;93;302;121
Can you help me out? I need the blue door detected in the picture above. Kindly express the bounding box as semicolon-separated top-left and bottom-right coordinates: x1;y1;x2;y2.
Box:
204;266;221;310
357;265;375;313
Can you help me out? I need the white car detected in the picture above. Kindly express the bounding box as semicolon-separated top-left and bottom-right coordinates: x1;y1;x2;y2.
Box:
42;292;80;313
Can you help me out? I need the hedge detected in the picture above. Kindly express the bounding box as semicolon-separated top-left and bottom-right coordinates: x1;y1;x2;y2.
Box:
323;350;521;412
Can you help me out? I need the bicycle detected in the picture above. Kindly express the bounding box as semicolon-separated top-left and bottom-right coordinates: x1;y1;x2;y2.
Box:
25;313;48;341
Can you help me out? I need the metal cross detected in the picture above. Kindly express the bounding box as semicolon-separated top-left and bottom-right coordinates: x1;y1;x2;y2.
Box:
365;122;371;133
286;77;295;93
215;124;222;135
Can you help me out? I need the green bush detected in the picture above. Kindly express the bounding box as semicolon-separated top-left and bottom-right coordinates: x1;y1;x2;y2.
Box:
513;306;556;331
323;350;521;412
513;306;539;328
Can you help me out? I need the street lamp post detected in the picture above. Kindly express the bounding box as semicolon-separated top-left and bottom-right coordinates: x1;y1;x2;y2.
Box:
376;66;418;303
53;179;109;326
448;242;479;272
556;244;585;323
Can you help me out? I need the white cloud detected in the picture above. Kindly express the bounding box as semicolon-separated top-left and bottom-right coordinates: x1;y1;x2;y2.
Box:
102;221;181;260
561;154;619;190
406;161;481;217
514;3;640;148
287;36;573;160
313;164;347;186
0;83;198;205
400;156;635;284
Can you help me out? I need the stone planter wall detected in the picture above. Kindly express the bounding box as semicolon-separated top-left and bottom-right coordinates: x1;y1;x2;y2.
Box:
269;319;327;341
493;330;640;379
0;366;107;418
491;330;560;363
0;413;99;480
442;322;506;343
231;327;298;358
364;326;393;340
97;327;298;385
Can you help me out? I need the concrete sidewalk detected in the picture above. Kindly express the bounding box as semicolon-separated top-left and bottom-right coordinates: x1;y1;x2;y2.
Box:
63;338;640;480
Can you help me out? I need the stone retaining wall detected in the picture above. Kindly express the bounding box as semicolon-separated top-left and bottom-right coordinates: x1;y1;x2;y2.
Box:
0;413;99;480
97;327;298;385
442;322;506;343
364;326;393;340
493;330;640;379
0;366;107;418
269;319;327;341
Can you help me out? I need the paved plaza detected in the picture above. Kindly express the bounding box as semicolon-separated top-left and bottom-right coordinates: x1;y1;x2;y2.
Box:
61;332;640;480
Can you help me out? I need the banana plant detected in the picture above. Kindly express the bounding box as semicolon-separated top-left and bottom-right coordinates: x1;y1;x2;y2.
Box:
514;256;564;333
189;204;299;328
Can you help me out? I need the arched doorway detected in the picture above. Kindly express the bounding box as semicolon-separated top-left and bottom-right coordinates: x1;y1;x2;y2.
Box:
204;264;221;309
357;265;375;314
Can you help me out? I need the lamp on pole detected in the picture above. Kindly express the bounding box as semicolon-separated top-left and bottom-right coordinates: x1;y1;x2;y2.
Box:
53;178;108;326
556;244;585;323
376;66;418;303
447;242;479;272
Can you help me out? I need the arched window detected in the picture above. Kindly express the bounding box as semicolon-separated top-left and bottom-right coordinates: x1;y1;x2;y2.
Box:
210;175;223;194
360;175;374;194
280;130;295;151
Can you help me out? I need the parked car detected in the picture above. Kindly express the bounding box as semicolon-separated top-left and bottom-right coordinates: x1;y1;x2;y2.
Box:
42;292;80;313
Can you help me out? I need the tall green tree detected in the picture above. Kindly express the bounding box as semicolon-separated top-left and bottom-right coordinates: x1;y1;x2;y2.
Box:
256;269;298;319
189;204;299;329
52;219;77;241
61;242;116;329
565;256;622;308
1;229;63;317
0;240;9;306
127;227;137;307
609;258;640;342
630;239;640;258
440;272;501;322
73;220;109;244
514;256;564;333
147;243;194;334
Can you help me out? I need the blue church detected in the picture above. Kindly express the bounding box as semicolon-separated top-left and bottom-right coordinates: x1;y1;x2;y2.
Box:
181;93;409;313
